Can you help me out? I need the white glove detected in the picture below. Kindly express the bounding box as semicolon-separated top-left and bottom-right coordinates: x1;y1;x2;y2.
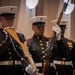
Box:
25;64;36;75
52;24;61;40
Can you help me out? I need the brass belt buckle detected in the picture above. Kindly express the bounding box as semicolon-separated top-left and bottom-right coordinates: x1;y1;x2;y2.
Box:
8;60;13;65
61;61;65;65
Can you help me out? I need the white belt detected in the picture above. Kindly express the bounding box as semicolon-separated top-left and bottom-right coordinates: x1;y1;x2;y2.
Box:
53;60;73;67
35;62;53;67
35;63;42;67
0;60;22;65
35;60;73;67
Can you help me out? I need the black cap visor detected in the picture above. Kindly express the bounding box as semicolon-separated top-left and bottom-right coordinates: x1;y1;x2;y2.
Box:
0;13;15;19
33;22;45;26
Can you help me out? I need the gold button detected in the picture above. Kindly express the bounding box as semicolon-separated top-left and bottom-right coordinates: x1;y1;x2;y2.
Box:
10;57;12;59
44;60;46;62
41;47;44;50
43;56;45;58
63;58;65;60
42;51;45;54
2;41;5;43
70;48;72;50
40;44;43;46
8;60;13;65
37;37;39;39
0;44;2;46
33;49;36;51
39;40;42;42
61;61;65;65
9;52;11;54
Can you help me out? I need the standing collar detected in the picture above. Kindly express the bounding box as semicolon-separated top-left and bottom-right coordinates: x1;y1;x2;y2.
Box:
33;35;43;40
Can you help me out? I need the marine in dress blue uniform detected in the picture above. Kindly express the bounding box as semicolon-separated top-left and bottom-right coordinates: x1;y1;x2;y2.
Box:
0;6;38;75
49;20;75;75
27;16;49;73
26;16;61;75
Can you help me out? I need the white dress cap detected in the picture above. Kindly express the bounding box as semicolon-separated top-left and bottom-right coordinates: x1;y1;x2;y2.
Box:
0;6;17;15
29;16;47;24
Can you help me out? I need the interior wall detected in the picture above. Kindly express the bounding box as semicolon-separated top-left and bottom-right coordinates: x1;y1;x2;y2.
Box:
16;0;35;39
36;0;44;16
71;0;75;41
0;0;75;40
36;0;75;41
43;0;60;37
